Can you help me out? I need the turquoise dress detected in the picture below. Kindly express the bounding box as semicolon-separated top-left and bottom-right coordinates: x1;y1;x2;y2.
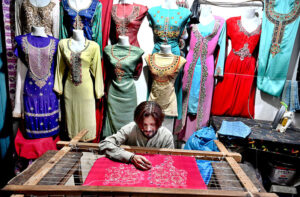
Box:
148;6;190;119
0;29;10;159
257;0;300;97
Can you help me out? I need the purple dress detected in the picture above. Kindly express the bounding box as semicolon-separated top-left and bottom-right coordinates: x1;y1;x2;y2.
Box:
15;34;59;139
174;16;226;141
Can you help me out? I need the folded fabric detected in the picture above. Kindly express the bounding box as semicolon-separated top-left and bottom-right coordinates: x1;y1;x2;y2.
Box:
281;80;300;112
218;120;251;138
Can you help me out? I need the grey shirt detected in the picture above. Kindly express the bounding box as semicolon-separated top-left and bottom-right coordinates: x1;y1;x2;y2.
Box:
99;122;174;162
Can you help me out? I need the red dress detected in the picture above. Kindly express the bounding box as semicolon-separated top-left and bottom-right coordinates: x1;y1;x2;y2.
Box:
110;3;148;47
211;16;261;118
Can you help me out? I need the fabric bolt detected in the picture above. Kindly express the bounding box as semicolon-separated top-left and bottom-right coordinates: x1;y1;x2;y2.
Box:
102;45;144;138
257;0;300;97
15;0;60;38
14;34;60;139
281;80;300;112
3;0;18;108
84;154;207;189
146;53;186;117
59;0;103;53
110;3;148;47
94;0;113;143
14;128;59;159
0;28;10;159
184;127;219;185
211;16;261;118
174;16;226;142
54;39;104;141
99;122;174;162
148;6;191;119
218;120;252;138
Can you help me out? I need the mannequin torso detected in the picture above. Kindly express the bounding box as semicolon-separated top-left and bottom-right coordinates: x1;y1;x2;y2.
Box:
161;0;178;9
70;29;85;52
118;35;130;46
31;26;48;37
160;44;172;55
68;0;93;11
241;8;261;33
199;5;214;25
29;0;51;7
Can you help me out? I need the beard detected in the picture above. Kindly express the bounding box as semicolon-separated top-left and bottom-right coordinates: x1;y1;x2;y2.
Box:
141;129;158;139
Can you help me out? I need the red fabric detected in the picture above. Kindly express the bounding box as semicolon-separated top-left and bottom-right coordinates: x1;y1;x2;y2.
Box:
94;0;113;142
110;3;148;47
84;154;207;189
14;129;59;159
211;17;261;118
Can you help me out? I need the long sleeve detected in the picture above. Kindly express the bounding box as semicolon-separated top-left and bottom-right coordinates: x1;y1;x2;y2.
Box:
92;3;103;55
59;2;69;39
12;59;27;118
98;125;135;163
52;0;60;38
91;44;104;99
53;41;66;95
214;22;226;77
15;0;23;36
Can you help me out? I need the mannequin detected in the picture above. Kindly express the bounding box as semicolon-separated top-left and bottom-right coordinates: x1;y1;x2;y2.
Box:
161;0;178;9
199;5;214;25
119;0;133;4
160;44;172;54
241;8;261;33
117;35;130;46
70;29;85;52
31;26;48;37
29;0;50;7
68;0;93;11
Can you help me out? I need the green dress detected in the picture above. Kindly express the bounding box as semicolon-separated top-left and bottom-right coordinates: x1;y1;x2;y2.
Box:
103;45;144;138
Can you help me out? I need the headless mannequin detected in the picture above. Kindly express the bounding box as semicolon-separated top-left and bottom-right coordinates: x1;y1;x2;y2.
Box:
119;0;133;4
160;44;172;55
70;29;85;52
31;26;48;37
241;8;261;33
117;35;130;46
29;0;50;7
161;0;178;9
68;0;93;11
199;5;214;25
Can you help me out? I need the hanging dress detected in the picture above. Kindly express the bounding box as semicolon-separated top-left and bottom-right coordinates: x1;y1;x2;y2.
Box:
146;53;186;117
174;16;226;142
257;0;300;97
211;16;261;118
102;45;144;138
54;39;104;141
148;6;191;119
110;3;148;47
59;0;103;52
14;34;59;138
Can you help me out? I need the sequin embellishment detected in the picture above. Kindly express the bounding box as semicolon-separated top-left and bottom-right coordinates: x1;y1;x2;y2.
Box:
111;45;132;82
233;43;252;60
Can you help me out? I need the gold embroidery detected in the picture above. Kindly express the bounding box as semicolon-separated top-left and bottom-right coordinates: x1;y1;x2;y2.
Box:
26;125;59;134
110;45;132;82
25;109;59;117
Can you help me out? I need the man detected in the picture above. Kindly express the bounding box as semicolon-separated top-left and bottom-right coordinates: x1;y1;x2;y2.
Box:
99;101;174;170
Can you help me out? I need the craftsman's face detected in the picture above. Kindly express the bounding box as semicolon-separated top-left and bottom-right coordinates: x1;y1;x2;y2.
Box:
141;116;158;139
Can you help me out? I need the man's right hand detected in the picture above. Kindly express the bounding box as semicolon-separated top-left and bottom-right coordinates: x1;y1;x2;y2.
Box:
131;155;152;171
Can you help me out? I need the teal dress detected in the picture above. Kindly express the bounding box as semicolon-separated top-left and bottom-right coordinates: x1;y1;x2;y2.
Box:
148;6;190;119
103;45;144;138
257;0;300;97
0;29;10;159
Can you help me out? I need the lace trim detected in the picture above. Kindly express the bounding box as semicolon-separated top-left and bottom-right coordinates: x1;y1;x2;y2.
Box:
233;43;252;60
237;19;261;37
266;0;300;57
148;54;180;84
111;45;132;82
111;5;140;36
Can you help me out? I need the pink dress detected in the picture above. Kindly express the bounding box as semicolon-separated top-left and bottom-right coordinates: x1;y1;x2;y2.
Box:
175;16;226;141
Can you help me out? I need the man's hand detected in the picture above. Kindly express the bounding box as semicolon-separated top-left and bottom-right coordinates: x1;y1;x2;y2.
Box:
131;155;152;171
